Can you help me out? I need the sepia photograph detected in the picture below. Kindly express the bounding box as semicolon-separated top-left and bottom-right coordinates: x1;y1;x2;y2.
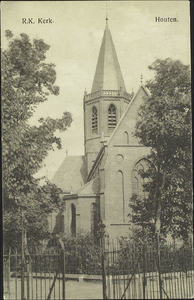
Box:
2;1;192;299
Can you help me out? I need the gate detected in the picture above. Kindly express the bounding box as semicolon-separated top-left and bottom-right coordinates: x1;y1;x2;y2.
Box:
104;241;194;299
3;238;65;300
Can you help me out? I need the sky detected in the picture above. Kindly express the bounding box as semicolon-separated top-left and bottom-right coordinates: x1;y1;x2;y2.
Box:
2;1;190;180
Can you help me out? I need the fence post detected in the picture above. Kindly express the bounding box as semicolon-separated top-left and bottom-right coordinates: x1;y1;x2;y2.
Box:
6;247;11;297
21;209;25;300
24;230;30;300
156;233;162;299
26;255;30;300
102;240;107;300
58;238;65;300
99;221;108;300
62;247;65;300
142;245;146;299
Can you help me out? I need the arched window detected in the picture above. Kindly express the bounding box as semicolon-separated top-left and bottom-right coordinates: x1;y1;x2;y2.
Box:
92;106;98;132
108;104;116;129
70;204;76;237
116;170;125;222
91;202;97;236
123;131;129;144
132;159;150;197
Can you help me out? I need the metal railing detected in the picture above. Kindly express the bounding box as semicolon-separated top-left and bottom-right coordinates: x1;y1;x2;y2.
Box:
4;238;193;300
104;242;194;299
3;243;65;300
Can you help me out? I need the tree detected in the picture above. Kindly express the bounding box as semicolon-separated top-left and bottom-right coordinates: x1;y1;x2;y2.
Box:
129;58;192;242
2;31;72;249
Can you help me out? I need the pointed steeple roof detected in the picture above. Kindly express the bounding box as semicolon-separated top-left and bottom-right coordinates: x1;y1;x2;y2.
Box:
91;21;126;93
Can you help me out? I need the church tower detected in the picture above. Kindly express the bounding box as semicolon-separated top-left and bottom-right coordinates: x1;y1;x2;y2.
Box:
83;19;132;175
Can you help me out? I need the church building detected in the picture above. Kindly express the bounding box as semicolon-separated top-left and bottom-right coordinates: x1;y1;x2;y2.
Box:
51;19;151;240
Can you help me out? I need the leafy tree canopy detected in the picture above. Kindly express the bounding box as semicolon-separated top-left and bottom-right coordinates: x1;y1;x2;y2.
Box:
2;31;72;249
129;58;192;242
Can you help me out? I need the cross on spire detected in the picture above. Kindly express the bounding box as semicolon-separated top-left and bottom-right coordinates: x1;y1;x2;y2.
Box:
106;2;108;23
103;2;111;24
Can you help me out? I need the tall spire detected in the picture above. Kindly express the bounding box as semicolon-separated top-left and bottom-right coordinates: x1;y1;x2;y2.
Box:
91;21;126;93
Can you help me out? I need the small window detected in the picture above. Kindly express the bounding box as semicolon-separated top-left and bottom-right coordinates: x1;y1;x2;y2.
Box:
108;104;117;129
124;131;129;144
92;106;98;132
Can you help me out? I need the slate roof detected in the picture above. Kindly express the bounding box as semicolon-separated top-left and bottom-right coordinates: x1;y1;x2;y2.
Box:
51;155;87;192
91;22;126;93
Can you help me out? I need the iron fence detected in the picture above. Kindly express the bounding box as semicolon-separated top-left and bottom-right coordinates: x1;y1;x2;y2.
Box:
3;238;194;300
104;242;194;299
3;244;65;300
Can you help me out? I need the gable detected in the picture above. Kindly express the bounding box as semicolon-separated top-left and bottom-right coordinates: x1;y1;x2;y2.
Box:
107;85;149;147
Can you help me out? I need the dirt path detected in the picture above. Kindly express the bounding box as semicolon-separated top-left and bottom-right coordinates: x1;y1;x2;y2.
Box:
4;278;103;299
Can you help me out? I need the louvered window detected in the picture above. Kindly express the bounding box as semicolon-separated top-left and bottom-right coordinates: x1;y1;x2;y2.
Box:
92;106;98;132
108;104;116;129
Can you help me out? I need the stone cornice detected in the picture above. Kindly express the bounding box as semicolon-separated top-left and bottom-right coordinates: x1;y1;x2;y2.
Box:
84;89;132;103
